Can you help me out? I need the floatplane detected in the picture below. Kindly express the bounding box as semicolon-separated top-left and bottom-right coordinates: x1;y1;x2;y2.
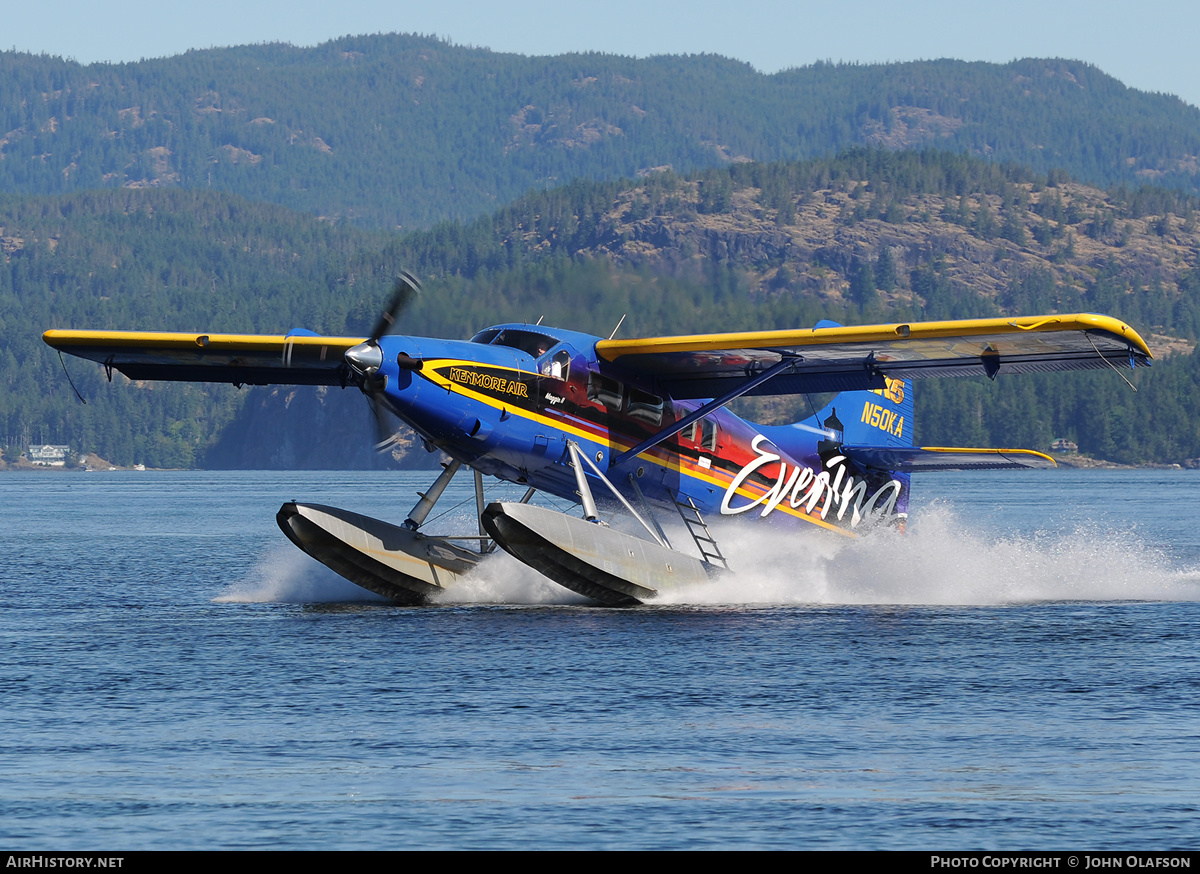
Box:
44;274;1151;605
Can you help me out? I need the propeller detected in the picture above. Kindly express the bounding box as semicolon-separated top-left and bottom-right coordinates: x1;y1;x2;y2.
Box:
344;271;423;451
370;270;422;344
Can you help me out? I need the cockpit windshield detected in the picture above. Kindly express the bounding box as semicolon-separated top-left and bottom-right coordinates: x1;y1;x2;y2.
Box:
469;327;561;358
469;329;501;345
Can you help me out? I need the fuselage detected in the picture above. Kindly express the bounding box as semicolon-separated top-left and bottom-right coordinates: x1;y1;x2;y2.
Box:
375;323;911;535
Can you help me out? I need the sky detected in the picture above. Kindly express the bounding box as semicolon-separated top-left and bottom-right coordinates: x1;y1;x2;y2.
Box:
6;0;1200;108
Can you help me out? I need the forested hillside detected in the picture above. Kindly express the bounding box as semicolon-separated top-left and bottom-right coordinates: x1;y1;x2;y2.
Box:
11;150;1200;468
3;35;1199;230
1;189;397;467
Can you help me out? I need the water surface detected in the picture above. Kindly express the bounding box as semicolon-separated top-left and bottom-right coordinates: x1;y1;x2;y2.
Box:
3;469;1198;849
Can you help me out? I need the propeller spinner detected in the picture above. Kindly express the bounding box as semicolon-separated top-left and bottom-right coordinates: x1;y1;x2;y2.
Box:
344;341;383;376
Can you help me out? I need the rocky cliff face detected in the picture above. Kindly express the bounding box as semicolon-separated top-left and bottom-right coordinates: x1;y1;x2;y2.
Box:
542;176;1199;311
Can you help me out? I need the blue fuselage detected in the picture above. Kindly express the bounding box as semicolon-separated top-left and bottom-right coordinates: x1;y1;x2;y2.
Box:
376;324;911;536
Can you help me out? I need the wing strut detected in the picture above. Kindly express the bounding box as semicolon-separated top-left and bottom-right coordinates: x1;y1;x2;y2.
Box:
610;357;800;467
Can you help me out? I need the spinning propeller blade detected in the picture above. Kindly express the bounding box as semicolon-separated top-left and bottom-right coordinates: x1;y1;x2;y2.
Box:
344;272;423;451
370;270;421;343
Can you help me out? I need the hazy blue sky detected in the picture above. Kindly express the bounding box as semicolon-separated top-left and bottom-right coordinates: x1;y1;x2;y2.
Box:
8;0;1199;108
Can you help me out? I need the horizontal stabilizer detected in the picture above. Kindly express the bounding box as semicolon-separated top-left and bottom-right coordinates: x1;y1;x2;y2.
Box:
842;445;1058;472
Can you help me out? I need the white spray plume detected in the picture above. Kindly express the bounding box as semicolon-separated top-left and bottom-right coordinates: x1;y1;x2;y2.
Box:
217;502;1200;606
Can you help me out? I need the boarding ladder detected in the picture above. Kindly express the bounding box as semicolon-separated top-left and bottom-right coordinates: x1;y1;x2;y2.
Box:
674;497;729;570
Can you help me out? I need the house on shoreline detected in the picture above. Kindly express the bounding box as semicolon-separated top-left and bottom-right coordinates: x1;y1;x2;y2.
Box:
28;445;71;467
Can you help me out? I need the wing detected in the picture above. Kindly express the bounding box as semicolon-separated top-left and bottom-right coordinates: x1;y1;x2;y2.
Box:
596;313;1152;398
42;330;367;386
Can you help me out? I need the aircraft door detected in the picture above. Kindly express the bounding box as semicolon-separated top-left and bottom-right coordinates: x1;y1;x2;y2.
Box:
523;343;582;473
679;416;721;470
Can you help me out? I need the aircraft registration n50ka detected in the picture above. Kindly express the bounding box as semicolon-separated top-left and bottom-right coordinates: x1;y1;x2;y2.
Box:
44;273;1152;606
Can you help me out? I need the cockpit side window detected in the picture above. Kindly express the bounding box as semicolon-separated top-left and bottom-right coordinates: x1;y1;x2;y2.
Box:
540;349;571;381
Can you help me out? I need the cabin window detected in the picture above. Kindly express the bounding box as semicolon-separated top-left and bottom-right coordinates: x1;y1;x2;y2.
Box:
680;417;718;451
587;372;623;410
627;388;663;426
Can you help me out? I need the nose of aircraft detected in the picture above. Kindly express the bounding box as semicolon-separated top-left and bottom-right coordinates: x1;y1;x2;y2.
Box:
345;341;383;376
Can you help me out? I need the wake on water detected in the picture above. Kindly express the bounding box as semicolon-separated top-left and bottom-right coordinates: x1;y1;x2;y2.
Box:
658;502;1200;605
216;501;1200;607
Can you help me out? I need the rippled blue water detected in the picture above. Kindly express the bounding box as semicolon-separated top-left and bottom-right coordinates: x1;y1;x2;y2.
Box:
3;469;1199;849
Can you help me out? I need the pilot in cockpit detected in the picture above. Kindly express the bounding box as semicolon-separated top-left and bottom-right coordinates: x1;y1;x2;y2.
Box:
539;348;569;380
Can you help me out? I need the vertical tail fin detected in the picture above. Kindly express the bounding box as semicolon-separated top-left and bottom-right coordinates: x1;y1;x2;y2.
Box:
830;377;913;449
795;377;914;450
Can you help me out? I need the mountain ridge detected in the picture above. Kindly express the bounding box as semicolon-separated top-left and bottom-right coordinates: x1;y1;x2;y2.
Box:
3;35;1199;230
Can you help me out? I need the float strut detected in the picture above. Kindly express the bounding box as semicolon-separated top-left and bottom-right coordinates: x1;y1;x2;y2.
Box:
567;442;668;548
404;459;463;530
475;469;496;553
629;474;671;549
567;442;603;523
